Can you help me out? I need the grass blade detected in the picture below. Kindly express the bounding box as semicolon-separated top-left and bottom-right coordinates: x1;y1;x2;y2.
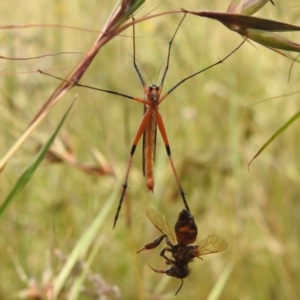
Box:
206;263;234;300
227;0;243;13
240;0;274;15
227;0;273;15
0;98;76;218
67;236;105;300
248;109;300;169
110;0;145;30
237;28;300;52
0;0;145;171
53;189;118;298
181;10;300;54
183;11;300;32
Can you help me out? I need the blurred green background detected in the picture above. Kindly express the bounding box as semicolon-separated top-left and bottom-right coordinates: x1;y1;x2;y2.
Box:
0;0;300;299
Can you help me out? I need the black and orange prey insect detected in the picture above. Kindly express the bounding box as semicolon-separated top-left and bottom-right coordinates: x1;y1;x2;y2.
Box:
137;208;228;295
39;13;245;228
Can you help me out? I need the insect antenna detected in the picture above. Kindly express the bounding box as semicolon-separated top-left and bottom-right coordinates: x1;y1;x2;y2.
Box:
154;55;169;86
127;52;153;86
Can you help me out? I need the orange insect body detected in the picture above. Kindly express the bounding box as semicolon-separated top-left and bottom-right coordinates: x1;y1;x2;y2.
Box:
143;85;161;192
40;13;245;228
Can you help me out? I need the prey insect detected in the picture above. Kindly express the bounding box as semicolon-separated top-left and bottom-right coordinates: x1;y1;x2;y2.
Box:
137;208;228;295
39;13;245;228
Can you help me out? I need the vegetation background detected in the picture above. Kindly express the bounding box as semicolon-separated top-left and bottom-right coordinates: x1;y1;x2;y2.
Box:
0;0;299;299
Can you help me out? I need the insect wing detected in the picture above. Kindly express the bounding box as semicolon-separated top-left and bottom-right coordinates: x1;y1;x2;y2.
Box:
142;106;157;176
198;234;228;256
146;208;176;245
142;109;157;192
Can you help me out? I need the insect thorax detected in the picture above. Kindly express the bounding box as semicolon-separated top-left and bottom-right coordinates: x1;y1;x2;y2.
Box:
172;245;199;264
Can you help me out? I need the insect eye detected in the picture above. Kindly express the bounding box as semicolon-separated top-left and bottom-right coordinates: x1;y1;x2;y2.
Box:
155;86;159;91
149;86;153;91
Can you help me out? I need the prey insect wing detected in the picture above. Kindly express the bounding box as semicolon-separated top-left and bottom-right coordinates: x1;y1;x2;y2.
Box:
198;234;228;256
139;209;228;295
146;208;177;245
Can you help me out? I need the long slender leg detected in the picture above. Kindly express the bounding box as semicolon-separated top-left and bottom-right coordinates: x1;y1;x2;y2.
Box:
137;229;176;253
132;16;146;88
136;234;166;253
158;40;246;104
160;247;174;264
154;110;190;212
159;13;187;89
38;70;150;105
165;234;174;248
113;108;153;228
